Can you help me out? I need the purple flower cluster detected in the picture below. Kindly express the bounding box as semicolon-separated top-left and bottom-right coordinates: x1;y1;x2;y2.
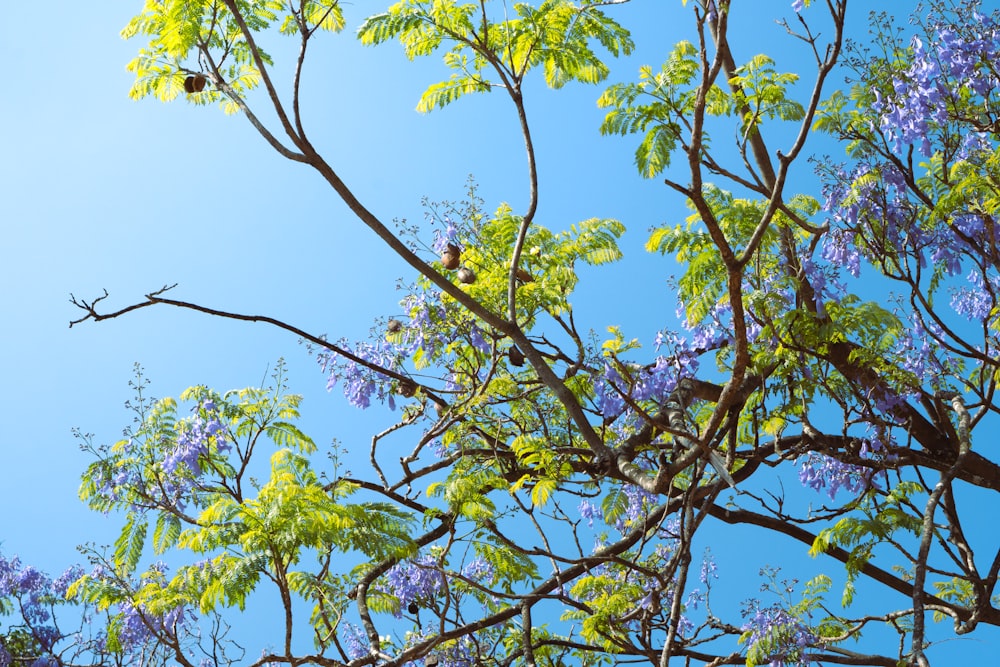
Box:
951;269;997;321
875;38;946;157
595;330;704;429
341;623;369;660
873;5;1000;158
317;280;492;412
798;255;848;317
823;162;924;268
673;298;735;351
380;554;445;617
615;483;659;532
112;599;188;652
318;285;445;409
797;451;871;500
578;484;659;534
893;317;946;385
820;227;861;278
460;557;493;583
580;493;680;544
431;216;462;254
162;400;230;477
84;400;232;517
0;554;88;665
578;499;600;529
87;442;146;512
319;337;406;410
821;158;1000;283
741;600;818;666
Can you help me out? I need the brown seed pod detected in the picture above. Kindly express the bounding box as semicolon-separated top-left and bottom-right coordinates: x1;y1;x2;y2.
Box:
441;244;461;270
425;657;439;667
509;346;525;367
456;266;476;284
183;74;207;93
398;380;417;398
386;318;403;333
407;602;419;614
515;268;534;283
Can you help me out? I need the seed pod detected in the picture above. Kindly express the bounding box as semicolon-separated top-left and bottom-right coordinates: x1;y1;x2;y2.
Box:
515;268;534;283
425;657;439;667
456;266;476;284
407;602;419;614
387;318;403;333
441;244;461;270
398;380;417;398
183;74;207;94
509;346;525;367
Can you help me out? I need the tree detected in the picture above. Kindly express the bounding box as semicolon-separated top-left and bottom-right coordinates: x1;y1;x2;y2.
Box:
5;0;1000;665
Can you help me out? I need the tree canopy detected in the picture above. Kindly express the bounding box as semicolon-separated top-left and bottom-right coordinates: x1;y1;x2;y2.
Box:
4;0;1000;666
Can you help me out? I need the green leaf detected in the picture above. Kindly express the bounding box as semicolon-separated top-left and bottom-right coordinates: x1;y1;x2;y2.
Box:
152;512;181;554
417;75;491;112
113;515;148;577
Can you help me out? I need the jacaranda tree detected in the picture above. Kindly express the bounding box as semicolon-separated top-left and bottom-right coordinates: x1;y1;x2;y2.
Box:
4;0;1000;665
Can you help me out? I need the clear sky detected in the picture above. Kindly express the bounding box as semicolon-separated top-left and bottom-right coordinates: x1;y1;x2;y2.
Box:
2;0;998;662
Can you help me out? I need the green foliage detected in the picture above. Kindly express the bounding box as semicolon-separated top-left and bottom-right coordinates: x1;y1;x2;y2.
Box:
726;54;805;134
360;0;632;110
114;515;148;578
564;572;643;650
810;483;924;606
437;207;624;324
598;41;707;177
932;577;976;621
427;465;502;521
72;374;419;639
122;0;343;112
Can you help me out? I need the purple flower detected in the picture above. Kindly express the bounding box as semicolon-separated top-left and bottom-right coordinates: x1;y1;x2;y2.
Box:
578;500;599;528
820;228;861;278
951;269;995;320
380;554;445;617
741;600;819;664
593;363;626;419
873;5;1000;158
342;624;369;660
699;548;718;585
319;338;407;410
893;317;945;383
432;217;461;253
403;629;476;667
162;401;229;477
460;558;492;583
797;452;870;500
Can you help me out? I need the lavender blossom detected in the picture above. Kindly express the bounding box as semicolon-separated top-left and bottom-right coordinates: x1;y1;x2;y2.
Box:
951;269;995;321
162;401;229;477
431;216;462;254
380;554;445;618
741;600;819;666
797;452;870;500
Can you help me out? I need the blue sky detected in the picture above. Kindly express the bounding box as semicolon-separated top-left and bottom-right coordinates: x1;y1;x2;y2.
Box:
3;0;998;662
